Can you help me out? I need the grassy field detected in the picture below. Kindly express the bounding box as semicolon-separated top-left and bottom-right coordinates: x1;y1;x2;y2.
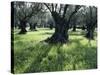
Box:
13;28;97;73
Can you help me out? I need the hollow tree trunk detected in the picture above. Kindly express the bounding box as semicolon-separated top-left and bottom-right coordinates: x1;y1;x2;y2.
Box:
45;12;69;43
19;20;27;34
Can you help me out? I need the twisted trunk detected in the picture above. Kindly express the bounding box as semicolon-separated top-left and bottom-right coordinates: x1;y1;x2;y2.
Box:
72;25;76;31
19;20;27;34
45;12;69;43
85;23;95;40
86;30;94;40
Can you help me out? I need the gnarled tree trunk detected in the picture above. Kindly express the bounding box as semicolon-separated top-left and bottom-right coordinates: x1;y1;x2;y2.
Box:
85;23;95;40
85;30;94;40
85;6;97;40
19;20;27;34
72;25;76;31
45;12;69;43
44;4;81;44
30;23;37;31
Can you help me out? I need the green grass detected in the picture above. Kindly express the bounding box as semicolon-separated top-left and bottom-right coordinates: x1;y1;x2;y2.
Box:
13;28;97;73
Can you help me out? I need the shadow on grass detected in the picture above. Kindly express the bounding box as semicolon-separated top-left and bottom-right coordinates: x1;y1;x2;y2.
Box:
23;43;66;73
14;35;22;41
64;39;97;70
69;31;85;36
23;43;53;73
14;41;54;73
14;38;97;73
39;32;53;35
25;40;96;73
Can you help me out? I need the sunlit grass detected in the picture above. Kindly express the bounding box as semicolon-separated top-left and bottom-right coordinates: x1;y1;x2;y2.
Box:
13;28;97;73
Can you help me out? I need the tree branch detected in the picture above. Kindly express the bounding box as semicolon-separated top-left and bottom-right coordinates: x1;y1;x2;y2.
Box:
24;3;42;21
59;4;63;14
67;5;81;24
62;5;69;19
44;3;52;13
51;3;54;11
55;4;57;12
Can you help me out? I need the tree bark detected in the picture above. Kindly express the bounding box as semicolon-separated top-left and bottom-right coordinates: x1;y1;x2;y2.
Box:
72;25;76;31
85;29;94;40
49;24;53;29
30;23;33;30
30;23;37;31
45;24;68;43
44;4;81;44
85;6;96;40
45;12;69;43
85;23;95;40
19;20;27;34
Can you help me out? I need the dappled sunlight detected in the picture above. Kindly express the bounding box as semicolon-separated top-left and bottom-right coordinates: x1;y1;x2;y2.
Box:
12;1;97;73
14;28;97;73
